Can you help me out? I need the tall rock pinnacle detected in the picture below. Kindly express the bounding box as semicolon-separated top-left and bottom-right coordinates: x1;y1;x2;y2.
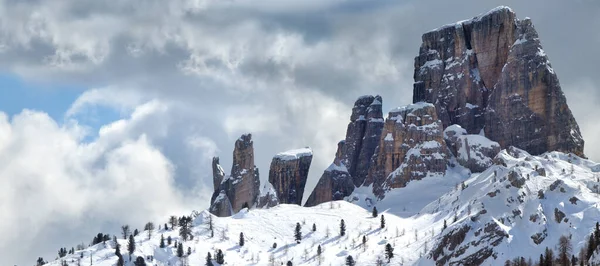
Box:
209;134;260;217
413;6;584;157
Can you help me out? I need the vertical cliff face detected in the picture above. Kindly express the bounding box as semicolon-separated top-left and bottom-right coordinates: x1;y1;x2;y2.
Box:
209;134;261;217
304;141;354;207
413;6;584;157
366;102;450;198
340;95;385;187
268;148;313;205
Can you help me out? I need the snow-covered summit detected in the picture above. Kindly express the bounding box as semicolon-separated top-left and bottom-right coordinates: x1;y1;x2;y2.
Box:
274;147;313;161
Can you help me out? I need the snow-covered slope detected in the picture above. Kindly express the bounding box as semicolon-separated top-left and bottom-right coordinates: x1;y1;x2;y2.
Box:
45;147;600;266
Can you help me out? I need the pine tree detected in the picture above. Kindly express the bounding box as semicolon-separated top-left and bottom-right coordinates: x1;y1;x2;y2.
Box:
134;256;146;266
164;223;168;231
443;219;447;231
588;234;596;260
340;219;346;237
159;234;165;248
206;252;214;266
179;216;193;241
115;243;124;266
133;228;139;236
317;245;323;265
188;247;192;256
144;222;155;239
362;235;367;251
169;215;178;230
346;255;356;266
295;222;302;243
121;225;130;239
239;232;245;247
177;243;184;258
128;235;136;261
380;215;385;229
216;249;225;264
208;215;214;238
36;257;45;266
385;243;394;262
286;261;292;266
544;247;554;266
558;235;572;266
372;206;378;217
312;223;317;232
167;235;172;245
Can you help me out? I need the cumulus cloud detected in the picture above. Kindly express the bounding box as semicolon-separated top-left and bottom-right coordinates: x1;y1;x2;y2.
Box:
0;0;598;264
0;108;185;262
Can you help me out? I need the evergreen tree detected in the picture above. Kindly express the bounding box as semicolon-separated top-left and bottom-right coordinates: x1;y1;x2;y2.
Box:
295;222;302;243
239;232;245;247
206;252;214;266
215;249;225;264
128;234;136;261
340;219;346;237
188;247;192;256
385;243;394;262
317;245;323;265
178;216;193;241
380;215;385;229
58;247;67;258
346;255;356;266
208;215;214;238
133;229;139;236
443;220;447;231
588;233;597;260
558;235;572;266
115;243;124;266
362;235;367;250
167;235;172;245
539;254;544;266
134;256;146;266
312;223;317;232
159;234;165;248
544;247;554;266
169;215;178;230
286;261;293;266
144;222;155;239
164;223;168;231
121;225;130;239
176;243;184;258
36;257;45;266
372;206;378;217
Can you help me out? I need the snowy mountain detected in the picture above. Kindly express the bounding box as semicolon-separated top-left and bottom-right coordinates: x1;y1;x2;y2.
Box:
39;6;600;266
43;147;600;266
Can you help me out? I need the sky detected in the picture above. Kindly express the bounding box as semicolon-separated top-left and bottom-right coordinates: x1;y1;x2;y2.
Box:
0;0;599;264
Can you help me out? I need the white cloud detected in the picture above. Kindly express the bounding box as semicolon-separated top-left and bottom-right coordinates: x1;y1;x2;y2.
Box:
0;108;185;262
0;0;596;264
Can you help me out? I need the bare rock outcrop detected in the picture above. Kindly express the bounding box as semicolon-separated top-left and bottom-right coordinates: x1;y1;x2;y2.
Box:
304;141;354;207
444;125;501;173
366;102;450;198
257;182;280;208
413;6;584;157
341;95;385;187
268;148;313;205
209;134;260;216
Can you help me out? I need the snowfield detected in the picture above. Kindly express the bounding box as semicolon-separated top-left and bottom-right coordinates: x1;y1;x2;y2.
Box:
46;147;600;265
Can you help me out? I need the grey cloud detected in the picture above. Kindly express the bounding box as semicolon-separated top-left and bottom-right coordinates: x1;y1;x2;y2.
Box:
0;0;599;264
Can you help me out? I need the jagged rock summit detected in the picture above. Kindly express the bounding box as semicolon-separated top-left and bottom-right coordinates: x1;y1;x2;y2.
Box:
267;147;313;205
209;134;260;217
413;6;584;157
